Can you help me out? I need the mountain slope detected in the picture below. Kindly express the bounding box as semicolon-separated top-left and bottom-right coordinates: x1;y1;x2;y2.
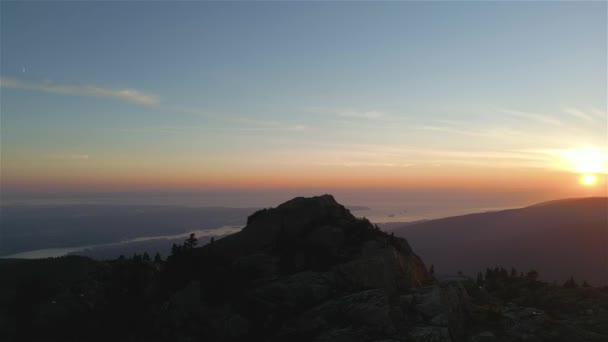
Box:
392;197;608;285
1;195;607;341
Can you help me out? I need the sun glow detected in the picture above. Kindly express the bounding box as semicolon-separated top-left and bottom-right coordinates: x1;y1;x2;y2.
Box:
558;148;607;187
580;174;597;186
562;148;608;174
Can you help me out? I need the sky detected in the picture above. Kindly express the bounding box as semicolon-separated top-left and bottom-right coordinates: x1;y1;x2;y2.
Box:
1;1;607;200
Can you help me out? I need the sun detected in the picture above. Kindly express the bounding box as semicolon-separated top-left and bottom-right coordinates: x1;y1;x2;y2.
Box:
580;174;597;186
560;148;607;187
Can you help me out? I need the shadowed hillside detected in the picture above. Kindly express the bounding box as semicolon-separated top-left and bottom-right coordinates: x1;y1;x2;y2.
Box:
392;197;608;285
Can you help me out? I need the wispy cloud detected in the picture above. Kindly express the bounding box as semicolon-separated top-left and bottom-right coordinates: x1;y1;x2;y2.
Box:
501;109;563;126
307;107;387;119
232;118;306;131
121;120;306;133
562;107;595;122
336;110;385;119
590;107;607;120
46;154;90;161
1;77;159;105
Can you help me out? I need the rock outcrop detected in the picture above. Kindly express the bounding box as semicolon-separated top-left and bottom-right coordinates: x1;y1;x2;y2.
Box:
186;195;452;341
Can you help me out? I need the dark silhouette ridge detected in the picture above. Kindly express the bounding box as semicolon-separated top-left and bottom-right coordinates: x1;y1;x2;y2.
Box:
392;197;608;285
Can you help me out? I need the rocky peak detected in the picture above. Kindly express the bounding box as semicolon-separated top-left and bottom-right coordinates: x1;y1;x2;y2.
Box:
208;195;431;284
215;195;364;257
246;194;354;226
190;195;438;340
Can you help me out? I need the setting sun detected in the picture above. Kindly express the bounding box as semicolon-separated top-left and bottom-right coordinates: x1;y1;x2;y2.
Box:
580;174;598;186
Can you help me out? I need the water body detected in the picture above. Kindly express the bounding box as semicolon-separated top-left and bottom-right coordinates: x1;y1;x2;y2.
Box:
1;225;243;259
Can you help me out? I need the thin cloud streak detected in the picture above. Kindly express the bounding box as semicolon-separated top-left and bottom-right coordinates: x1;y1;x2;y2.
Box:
0;78;159;105
562;107;595;122
307;107;387;119
500;109;563;126
46;154;90;161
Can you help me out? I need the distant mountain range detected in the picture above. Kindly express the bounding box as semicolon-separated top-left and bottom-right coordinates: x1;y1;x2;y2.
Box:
392;197;608;285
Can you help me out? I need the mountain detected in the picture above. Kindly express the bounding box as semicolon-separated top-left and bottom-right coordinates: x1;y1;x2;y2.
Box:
391;197;608;285
1;195;607;342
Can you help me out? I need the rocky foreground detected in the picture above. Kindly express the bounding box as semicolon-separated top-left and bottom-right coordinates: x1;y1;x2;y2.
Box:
1;195;607;341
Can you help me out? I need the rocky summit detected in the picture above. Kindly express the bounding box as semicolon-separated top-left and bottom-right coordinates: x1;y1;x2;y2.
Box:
167;195;474;341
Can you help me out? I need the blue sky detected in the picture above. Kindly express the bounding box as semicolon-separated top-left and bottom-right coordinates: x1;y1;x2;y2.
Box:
1;1;606;193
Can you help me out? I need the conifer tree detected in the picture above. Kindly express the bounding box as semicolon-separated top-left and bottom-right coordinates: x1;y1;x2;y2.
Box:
154;252;162;263
185;233;198;249
476;272;484;286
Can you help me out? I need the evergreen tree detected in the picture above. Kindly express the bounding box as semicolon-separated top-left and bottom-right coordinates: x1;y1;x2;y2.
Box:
485;268;493;281
154;252;162;263
184;233;198;249
564;276;578;289
171;243;179;256
499;267;508;280
476;272;484;286
142;252;150;261
526;270;539;282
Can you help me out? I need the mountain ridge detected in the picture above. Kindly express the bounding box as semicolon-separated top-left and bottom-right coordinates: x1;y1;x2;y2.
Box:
392;196;608;285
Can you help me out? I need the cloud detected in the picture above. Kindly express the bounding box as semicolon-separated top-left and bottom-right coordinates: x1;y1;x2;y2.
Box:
121;120;306;133
414;125;485;137
0;78;159;105
562;107;595;122
307;107;386;119
336;110;385;119
590;107;607;119
46;154;90;161
501;109;563;126
232;118;306;131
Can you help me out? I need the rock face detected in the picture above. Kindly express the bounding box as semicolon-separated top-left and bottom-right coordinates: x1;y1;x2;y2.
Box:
213;194;430;288
189;195;450;341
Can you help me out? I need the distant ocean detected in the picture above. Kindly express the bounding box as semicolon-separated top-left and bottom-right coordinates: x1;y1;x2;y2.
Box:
1;188;556;222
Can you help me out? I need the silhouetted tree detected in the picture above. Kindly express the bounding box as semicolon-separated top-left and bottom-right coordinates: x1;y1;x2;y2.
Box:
582;280;591;287
154;252;162;263
185;233;198;249
142;252;150;261
499;267;508;280
526;270;539;282
476;272;484;286
171;243;179;256
564;276;578;289
429;264;435;277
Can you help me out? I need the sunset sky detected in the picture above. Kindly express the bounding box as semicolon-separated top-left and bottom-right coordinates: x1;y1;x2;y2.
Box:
1;2;606;197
